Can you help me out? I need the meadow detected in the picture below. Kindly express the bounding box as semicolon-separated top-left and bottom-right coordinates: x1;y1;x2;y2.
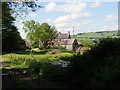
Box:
2;47;74;88
2;46;74;68
73;30;119;39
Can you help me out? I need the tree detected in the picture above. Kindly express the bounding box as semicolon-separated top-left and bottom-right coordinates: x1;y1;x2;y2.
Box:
1;1;42;52
2;2;24;52
2;1;42;31
23;20;58;49
67;38;120;89
5;2;42;19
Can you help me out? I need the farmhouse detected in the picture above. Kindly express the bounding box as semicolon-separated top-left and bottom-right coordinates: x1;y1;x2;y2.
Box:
52;31;79;50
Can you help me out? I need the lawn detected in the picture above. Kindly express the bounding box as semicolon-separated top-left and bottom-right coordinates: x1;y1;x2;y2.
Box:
2;48;73;88
2;48;73;67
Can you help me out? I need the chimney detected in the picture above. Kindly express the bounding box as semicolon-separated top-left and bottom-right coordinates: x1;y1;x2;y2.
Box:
59;32;61;35
68;31;71;39
68;31;70;35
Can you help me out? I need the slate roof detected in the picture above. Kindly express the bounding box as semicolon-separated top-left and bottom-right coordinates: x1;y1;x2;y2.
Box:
53;32;79;46
53;39;76;45
56;33;70;39
60;39;75;45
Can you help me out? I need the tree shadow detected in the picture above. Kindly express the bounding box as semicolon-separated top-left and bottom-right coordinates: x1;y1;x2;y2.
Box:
2;49;48;55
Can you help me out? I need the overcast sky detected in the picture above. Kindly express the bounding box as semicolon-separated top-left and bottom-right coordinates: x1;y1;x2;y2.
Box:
15;1;118;39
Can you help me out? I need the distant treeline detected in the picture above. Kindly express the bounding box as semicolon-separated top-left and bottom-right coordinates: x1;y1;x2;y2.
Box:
77;30;119;35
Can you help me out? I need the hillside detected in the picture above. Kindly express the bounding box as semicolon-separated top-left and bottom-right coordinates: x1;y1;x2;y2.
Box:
73;30;119;39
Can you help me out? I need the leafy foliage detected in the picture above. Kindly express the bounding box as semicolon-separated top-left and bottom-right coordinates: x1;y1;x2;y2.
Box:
67;38;120;89
2;2;25;52
78;39;95;48
7;2;42;19
2;2;43;52
54;53;73;61
23;20;58;49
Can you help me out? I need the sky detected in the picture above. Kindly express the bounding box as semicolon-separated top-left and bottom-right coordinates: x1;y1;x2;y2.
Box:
14;1;118;39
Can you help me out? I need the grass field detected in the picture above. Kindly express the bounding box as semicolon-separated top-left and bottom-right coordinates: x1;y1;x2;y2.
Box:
2;48;74;88
2;48;74;68
73;30;119;39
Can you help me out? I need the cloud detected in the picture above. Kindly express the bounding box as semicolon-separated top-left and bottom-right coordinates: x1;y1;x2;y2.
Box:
55;23;69;28
19;30;26;39
104;15;118;21
55;20;94;34
14;20;24;23
89;1;101;8
19;20;23;23
45;2;94;34
45;2;87;13
42;18;51;22
28;12;38;17
54;15;70;24
17;25;23;29
45;2;57;12
101;25;118;31
92;25;118;32
54;12;92;24
80;20;93;25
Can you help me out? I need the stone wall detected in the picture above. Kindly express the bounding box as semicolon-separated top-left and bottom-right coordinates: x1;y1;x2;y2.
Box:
61;45;73;50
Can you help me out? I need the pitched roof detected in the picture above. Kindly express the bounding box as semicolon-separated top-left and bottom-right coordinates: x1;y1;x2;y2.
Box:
56;33;70;39
60;39;76;45
53;39;76;45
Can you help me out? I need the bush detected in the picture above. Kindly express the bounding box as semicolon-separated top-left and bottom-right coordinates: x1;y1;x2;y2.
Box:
41;63;62;79
41;63;67;81
67;38;120;89
78;39;95;48
28;60;41;74
50;46;65;49
54;53;73;61
76;47;90;54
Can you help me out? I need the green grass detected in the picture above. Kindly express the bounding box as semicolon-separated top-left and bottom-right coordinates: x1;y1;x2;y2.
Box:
73;30;119;39
2;49;74;68
2;49;72;87
2;48;73;88
72;31;119;48
77;38;95;48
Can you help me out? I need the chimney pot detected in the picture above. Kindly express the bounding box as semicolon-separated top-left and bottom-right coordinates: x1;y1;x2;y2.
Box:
68;31;70;35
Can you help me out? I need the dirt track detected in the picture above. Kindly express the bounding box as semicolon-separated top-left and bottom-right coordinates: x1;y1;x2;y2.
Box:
1;58;40;89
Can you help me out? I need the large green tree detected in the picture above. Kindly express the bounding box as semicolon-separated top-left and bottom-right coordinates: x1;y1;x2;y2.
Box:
23;20;58;49
2;2;24;52
1;1;42;52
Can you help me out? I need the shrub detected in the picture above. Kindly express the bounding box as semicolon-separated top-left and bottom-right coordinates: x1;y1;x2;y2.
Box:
76;47;90;54
78;39;95;48
41;63;61;79
67;38;120;89
41;63;67;81
28;60;41;74
54;53;73;61
50;46;65;50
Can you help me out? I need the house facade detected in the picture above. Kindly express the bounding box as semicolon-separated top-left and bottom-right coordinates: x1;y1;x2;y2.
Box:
52;31;79;50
